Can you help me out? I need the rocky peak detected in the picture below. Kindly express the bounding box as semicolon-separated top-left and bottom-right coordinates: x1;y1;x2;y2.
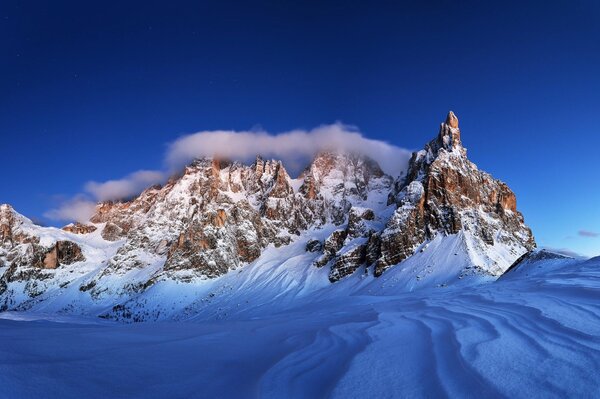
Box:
299;151;390;203
445;110;459;129
0;205;16;244
0;204;31;246
403;111;467;186
0;204;13;223
0;204;18;224
438;110;463;151
378;112;535;276
251;155;266;179
0;112;540;318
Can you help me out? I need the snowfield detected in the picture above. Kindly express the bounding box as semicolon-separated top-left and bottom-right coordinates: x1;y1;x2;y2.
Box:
1;254;599;398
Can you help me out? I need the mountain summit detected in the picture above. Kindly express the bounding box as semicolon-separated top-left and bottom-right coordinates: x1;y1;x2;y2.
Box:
378;111;535;276
0;113;535;320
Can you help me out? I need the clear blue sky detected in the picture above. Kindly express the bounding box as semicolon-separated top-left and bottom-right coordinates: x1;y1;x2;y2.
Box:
1;1;599;256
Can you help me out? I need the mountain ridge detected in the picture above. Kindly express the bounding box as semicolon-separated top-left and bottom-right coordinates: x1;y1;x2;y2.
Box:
0;112;536;320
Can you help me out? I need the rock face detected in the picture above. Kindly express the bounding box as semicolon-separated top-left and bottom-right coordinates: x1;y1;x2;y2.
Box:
0;206;85;269
81;154;392;284
0;112;537;317
317;206;379;282
42;241;86;269
376;111;535;276
62;223;97;235
0;205;86;306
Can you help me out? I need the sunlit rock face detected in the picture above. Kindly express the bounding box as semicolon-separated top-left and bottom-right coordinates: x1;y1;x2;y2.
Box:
376;111;535;276
0;112;536;317
81;151;392;282
62;223;97;235
0;205;86;307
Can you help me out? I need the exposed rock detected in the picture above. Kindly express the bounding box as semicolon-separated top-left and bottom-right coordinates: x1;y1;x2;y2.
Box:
325;207;379;279
376;112;535;276
42;241;85;269
329;244;367;282
346;207;375;239
314;229;347;268
446;110;459;129
102;223;124;241
164;221;228;277
62;223;97;235
0;204;33;246
501;249;572;276
365;232;382;266
0;204;16;244
0;112;537;313
305;239;323;253
212;209;227;228
56;241;85;265
42;248;58;269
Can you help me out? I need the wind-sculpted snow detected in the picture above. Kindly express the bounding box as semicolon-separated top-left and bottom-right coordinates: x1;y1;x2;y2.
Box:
1;256;598;398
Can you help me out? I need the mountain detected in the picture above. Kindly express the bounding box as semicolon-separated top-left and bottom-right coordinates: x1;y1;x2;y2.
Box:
0;112;536;320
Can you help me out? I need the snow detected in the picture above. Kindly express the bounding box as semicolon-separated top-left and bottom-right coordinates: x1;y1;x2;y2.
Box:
1;149;596;397
1;255;598;398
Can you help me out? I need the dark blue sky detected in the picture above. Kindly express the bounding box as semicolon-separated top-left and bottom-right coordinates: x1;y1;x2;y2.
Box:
1;1;599;255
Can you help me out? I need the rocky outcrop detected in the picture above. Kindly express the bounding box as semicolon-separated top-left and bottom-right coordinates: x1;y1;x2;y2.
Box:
319;206;380;281
375;111;535;276
1;204;35;246
329;244;367;282
305;239;323;253
501;249;571;277
314;229;348;268
62;223;97;235
42;241;85;269
0;111;537;314
446;110;459;129
0;206;87;306
79;152;391;282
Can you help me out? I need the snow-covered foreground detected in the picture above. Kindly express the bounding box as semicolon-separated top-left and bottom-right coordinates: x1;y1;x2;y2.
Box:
1;256;599;398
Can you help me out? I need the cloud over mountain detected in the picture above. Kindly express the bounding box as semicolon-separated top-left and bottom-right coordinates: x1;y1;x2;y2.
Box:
84;170;166;202
44;196;97;223
44;123;411;222
165;123;411;177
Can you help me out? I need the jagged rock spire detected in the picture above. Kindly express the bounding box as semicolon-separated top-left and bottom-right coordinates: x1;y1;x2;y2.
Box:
378;111;535;276
438;110;462;151
445;111;459;128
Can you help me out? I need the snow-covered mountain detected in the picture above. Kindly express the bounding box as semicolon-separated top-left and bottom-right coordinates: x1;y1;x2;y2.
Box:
0;112;536;320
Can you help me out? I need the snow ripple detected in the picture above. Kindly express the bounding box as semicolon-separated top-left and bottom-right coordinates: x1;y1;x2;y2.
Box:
0;259;599;398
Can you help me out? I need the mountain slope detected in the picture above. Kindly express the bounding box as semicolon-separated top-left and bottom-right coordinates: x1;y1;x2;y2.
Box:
0;112;536;320
1;253;597;398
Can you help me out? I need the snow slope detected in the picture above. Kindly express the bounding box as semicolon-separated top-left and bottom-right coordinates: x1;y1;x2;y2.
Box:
9;228;515;322
0;255;598;398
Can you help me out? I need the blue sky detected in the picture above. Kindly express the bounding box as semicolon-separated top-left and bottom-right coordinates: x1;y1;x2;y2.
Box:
1;1;599;256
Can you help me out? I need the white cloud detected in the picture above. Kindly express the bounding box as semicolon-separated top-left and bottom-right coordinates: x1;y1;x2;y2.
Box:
165;123;411;176
45;123;411;223
44;197;97;223
84;170;166;202
44;170;165;222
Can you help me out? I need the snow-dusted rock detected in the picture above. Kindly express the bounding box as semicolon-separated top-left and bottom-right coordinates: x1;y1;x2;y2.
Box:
0;112;537;319
376;111;535;276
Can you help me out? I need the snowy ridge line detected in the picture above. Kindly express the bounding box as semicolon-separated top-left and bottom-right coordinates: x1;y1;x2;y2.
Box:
1;112;536;321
